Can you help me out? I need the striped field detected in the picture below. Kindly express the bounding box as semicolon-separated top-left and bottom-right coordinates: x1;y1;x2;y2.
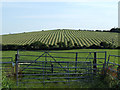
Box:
2;30;119;47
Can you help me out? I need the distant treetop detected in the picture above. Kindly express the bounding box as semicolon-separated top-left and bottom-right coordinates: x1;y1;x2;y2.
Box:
110;28;120;33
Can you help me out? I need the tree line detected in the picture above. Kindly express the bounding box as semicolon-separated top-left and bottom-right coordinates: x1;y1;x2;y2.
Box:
78;28;120;33
42;28;120;33
1;41;119;51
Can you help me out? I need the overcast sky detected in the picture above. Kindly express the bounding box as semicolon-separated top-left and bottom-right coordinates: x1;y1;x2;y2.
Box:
1;0;119;34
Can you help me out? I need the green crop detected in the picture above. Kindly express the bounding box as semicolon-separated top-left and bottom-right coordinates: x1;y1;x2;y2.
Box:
2;30;119;47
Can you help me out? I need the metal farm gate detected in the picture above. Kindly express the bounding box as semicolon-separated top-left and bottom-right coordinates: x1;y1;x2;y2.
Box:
15;50;107;86
0;57;14;75
107;55;120;80
0;57;14;87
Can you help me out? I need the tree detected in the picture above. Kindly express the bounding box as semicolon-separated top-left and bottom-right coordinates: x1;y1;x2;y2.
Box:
67;41;72;48
23;44;30;50
74;43;78;48
110;28;120;33
61;42;66;48
100;42;108;48
82;45;87;49
88;44;101;49
74;43;77;47
57;42;66;49
48;45;53;49
100;42;107;46
96;30;102;32
57;42;61;48
30;41;47;50
100;42;116;49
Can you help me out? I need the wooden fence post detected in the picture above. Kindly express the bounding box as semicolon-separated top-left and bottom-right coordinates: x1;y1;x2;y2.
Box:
15;50;19;86
93;52;97;74
15;54;18;74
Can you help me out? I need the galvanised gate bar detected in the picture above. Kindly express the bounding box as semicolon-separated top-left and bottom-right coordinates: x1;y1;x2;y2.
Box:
107;55;120;80
0;57;14;75
0;57;14;87
15;50;107;86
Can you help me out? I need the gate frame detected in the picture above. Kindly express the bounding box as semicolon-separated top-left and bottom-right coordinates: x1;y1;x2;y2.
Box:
107;55;120;80
15;50;107;86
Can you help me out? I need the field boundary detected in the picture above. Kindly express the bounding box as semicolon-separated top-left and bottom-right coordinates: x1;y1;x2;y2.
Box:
15;50;107;86
106;55;120;80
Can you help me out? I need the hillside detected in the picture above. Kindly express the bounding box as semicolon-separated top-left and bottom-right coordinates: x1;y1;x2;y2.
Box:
2;30;119;47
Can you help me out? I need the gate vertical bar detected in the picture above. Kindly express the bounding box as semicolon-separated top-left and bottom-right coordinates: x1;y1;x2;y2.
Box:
15;50;19;86
104;51;107;67
42;61;45;87
11;58;14;75
67;62;70;87
75;52;78;73
103;51;107;75
45;52;47;73
107;55;110;67
93;52;97;74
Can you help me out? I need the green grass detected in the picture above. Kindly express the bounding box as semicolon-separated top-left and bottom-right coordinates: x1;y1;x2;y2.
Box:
2;30;119;47
1;29;120;88
1;49;120;88
2;49;119;62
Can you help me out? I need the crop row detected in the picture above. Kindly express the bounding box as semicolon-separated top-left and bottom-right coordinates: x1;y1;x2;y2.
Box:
2;30;119;47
